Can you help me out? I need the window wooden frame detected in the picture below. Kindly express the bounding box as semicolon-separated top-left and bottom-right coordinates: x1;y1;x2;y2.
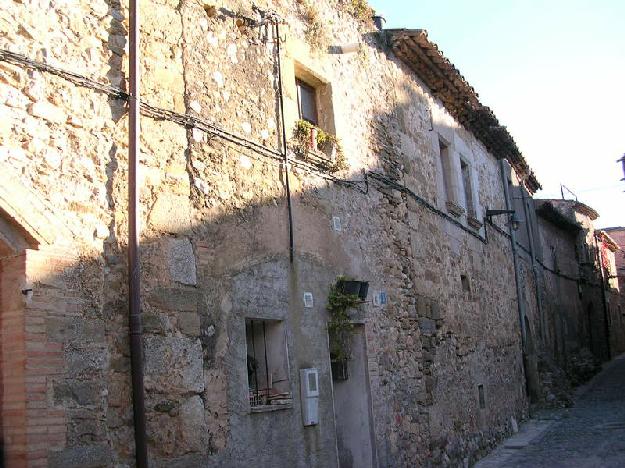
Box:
296;78;319;126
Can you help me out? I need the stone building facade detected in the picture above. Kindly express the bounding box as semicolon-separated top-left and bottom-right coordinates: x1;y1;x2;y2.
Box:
602;226;625;356
0;0;619;467
501;193;624;406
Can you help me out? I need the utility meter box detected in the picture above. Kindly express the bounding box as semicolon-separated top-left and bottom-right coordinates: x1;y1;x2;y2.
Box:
299;368;319;426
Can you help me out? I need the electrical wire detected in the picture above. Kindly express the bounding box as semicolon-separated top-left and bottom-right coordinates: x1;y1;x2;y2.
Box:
0;49;283;162
0;48;602;287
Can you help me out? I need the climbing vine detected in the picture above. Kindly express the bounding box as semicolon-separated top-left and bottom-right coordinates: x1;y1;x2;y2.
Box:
327;276;360;362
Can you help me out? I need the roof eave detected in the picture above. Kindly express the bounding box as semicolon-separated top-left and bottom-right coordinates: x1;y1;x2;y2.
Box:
387;29;541;194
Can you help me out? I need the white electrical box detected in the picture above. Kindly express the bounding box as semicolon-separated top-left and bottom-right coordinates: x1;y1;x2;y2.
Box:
300;368;319;426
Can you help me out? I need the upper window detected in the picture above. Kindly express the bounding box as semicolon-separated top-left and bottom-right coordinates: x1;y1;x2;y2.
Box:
296;79;318;126
460;159;475;217
439;138;452;202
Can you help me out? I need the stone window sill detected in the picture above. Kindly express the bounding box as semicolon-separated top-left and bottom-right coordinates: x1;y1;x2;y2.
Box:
446;201;465;218
467;215;483;230
250;403;293;414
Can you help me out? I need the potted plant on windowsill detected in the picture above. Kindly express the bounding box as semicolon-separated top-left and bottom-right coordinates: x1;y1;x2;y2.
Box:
292;119;347;172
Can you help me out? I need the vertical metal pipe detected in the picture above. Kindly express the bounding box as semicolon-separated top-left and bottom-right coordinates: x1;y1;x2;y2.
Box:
128;0;148;466
274;21;295;263
263;321;270;396
251;320;259;401
521;189;545;342
500;160;526;346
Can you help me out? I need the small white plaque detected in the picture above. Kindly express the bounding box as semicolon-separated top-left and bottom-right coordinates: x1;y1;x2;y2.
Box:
374;291;387;306
332;216;342;232
303;292;314;308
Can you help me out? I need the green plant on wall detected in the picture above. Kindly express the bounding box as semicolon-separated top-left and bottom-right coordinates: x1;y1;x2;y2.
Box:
340;0;374;23
327;276;360;363
292;119;347;172
298;1;330;50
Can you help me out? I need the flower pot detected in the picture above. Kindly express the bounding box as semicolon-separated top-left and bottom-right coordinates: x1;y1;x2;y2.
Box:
338;280;369;300
310;127;318;152
331;360;349;381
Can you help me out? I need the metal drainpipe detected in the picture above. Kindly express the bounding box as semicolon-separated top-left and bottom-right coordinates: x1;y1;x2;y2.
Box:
500;160;527;347
520;188;545;342
593;233;612;360
274;20;295;264
128;0;148;466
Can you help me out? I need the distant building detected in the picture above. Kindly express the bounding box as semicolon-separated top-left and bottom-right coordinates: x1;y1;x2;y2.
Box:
602;226;625;354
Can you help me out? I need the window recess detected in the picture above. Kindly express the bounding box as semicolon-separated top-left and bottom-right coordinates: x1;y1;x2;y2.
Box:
291;63;344;172
439;138;464;217
296;78;319;126
245;319;292;410
460;159;475;217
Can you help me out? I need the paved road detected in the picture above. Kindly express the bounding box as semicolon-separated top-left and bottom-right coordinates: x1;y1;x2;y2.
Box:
477;355;625;468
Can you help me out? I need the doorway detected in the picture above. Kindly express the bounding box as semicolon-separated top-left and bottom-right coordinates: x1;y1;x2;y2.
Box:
331;325;376;468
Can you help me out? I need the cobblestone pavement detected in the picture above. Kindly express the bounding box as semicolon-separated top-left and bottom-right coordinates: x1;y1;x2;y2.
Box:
476;355;625;468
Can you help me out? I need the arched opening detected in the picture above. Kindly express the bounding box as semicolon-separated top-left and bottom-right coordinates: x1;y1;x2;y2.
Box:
0;209;41;468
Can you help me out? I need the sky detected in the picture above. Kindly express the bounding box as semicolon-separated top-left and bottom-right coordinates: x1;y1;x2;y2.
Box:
368;0;625;228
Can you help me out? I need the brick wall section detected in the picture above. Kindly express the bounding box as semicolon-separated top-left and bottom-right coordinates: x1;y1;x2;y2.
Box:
603;228;625;355
1;254;27;467
23;249;71;467
1;249;73;468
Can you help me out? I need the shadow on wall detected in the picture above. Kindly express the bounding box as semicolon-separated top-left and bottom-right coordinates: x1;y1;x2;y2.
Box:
0;170;325;466
0;25;528;468
0;99;524;468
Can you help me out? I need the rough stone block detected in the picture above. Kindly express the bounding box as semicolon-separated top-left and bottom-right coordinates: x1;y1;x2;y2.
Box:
47;316;106;343
178;395;208;451
147;287;200;312
416;296;428;317
67;408;108;443
143;312;169;335
419;318;437;336
67;346;109;379
54;380;102;406
29;101;65;123
178;311;200;336
144;335;204;394
154;399;178;415
148;194;191;233
430;302;442;320
168;237;197;285
48;444;112;468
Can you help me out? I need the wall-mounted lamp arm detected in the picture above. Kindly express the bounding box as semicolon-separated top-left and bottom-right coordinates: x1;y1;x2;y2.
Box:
485;209;520;231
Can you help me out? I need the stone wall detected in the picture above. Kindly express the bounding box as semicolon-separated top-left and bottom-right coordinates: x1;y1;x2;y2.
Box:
0;0;556;466
603;227;625;355
510;198;625;407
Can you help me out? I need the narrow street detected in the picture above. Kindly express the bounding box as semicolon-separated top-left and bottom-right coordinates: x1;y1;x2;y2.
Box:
477;355;625;467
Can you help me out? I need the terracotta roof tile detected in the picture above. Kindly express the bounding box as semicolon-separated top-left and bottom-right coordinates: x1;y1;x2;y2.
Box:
387;29;541;193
